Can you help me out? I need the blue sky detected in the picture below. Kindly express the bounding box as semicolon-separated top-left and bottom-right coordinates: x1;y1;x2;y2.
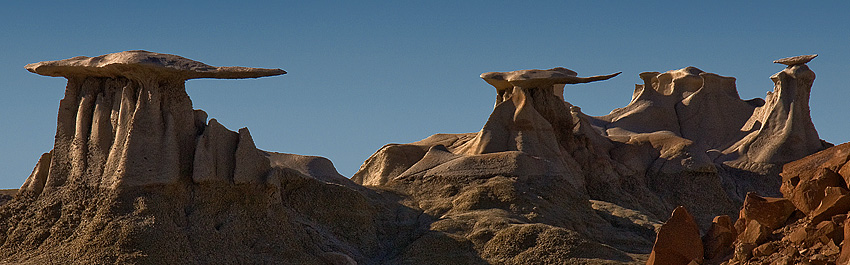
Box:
1;1;848;189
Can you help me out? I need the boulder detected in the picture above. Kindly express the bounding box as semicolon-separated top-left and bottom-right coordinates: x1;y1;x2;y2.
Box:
703;215;737;260
647;206;704;265
784;168;845;214
732;220;771;261
780;142;850;188
734;192;795;231
21;50;285;192
810;187;850;224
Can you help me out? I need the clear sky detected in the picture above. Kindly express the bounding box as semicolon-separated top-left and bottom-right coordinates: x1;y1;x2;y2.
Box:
1;1;848;189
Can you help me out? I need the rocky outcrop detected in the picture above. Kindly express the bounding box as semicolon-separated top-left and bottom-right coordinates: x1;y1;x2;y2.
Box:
0;51;399;264
353;55;829;263
19;50;285;194
722;54;826;167
1;52;834;264
678;142;850;265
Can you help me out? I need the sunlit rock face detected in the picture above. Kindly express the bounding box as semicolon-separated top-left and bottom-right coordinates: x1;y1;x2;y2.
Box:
1;51;391;264
353;56;828;263
1;51;832;264
20;50;287;194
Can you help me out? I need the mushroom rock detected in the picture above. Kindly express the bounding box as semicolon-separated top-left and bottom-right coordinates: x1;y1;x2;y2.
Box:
22;50;286;193
464;67;620;159
352;59;830;261
722;54;828;166
1;51;392;264
647;206;704;265
353;67;658;263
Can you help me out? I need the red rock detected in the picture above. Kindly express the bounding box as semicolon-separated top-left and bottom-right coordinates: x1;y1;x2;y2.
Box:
781;142;850;188
703;215;736;260
784;168;845;214
752;242;776;257
647;206;704;265
738;220;770;245
839;218;850;264
841;161;850;187
787;226;809;244
811;187;850;224
811;221;842;246
823;241;840;256
833;214;848;224
737;192;796;230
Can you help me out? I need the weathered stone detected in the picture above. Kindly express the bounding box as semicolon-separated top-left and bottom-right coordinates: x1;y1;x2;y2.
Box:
22;50;285;190
737;192;796;229
838;218;850;264
703;215;737;260
738;220;770;246
811;221;842;246
788;226;809;244
833;214;848;224
233;128;271;184
822;241;840;256
811;187;850;224
841;161;850;187
6;52;837;264
25;50;285;79
784;168;845;215
773;54;817;66
781;142;850;189
721;57;826;165
18;152;52;196
480;67;620;103
753;242;776;257
192;119;238;184
648;206;704;265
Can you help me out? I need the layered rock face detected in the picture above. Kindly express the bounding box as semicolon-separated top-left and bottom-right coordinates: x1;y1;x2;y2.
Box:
353;55;828;263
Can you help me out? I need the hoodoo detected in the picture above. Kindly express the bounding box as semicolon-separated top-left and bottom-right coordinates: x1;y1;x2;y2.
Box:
353;56;829;263
20;50;286;194
1;52;835;264
1;51;386;264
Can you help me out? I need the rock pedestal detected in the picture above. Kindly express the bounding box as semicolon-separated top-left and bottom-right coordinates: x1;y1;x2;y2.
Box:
20;50;285;194
1;51;386;264
724;54;826;165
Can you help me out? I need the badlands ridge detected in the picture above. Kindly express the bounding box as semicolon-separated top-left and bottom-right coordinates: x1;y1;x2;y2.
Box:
0;51;839;264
